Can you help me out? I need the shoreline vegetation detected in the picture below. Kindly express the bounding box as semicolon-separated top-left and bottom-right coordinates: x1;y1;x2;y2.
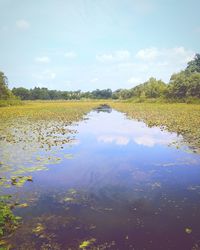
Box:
1;96;200;108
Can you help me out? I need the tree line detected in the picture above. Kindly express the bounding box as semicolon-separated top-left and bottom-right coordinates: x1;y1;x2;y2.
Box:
11;87;113;100
1;54;200;101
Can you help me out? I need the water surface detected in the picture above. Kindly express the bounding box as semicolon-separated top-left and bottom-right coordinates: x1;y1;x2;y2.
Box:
1;107;200;249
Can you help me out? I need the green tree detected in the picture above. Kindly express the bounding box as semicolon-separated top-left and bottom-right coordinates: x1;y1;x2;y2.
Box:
186;73;200;98
48;90;63;99
112;89;121;99
12;87;30;100
118;89;133;99
144;77;166;98
30;87;50;100
186;53;200;73
91;89;112;99
167;72;189;98
166;71;200;99
129;77;167;99
0;71;14;99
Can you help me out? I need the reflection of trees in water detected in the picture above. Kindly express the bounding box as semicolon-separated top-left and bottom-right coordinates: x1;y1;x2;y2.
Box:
94;104;112;113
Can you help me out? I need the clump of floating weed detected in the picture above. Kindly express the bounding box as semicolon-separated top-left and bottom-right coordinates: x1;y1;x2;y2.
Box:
0;195;21;237
0;101;101;150
79;238;96;249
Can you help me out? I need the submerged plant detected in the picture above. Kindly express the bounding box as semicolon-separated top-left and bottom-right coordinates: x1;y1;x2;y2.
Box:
79;238;96;249
0;196;20;237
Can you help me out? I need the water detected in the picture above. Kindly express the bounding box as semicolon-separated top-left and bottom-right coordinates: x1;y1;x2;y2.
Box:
1;107;200;249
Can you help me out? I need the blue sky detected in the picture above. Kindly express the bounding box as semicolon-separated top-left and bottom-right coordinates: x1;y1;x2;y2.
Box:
0;0;200;91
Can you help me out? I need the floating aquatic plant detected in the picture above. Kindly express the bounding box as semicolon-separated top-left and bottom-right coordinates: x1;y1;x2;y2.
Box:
79;238;96;249
0;195;21;237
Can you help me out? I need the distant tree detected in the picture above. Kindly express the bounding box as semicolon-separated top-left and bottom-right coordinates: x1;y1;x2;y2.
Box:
167;72;189;98
118;89;133;99
62;91;70;100
186;53;200;73
12;87;30;100
29;87;50;100
100;89;112;99
71;90;81;100
81;91;92;99
128;77;167;99
166;71;200;99
143;77;166;98
0;71;15;99
131;84;144;97
112;89;122;99
186;73;200;98
48;90;63;99
91;89;112;99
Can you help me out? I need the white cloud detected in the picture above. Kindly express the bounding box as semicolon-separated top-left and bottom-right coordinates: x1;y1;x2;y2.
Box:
98;135;130;145
134;136;157;147
16;19;30;30
91;78;98;83
96;53;113;62
94;47;194;88
46;71;56;80
115;136;130;145
170;47;194;63
33;70;56;81
135;46;194;63
96;50;131;63
64;51;77;59
65;80;72;88
134;135;174;147
128;77;142;85
115;50;131;61
136;47;159;61
35;56;50;63
30;46;194;91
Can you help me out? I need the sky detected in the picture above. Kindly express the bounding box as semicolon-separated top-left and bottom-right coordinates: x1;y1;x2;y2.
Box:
0;0;200;91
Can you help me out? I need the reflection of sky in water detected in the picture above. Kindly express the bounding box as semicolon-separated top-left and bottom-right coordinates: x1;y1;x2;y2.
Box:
29;109;200;194
78;110;181;147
